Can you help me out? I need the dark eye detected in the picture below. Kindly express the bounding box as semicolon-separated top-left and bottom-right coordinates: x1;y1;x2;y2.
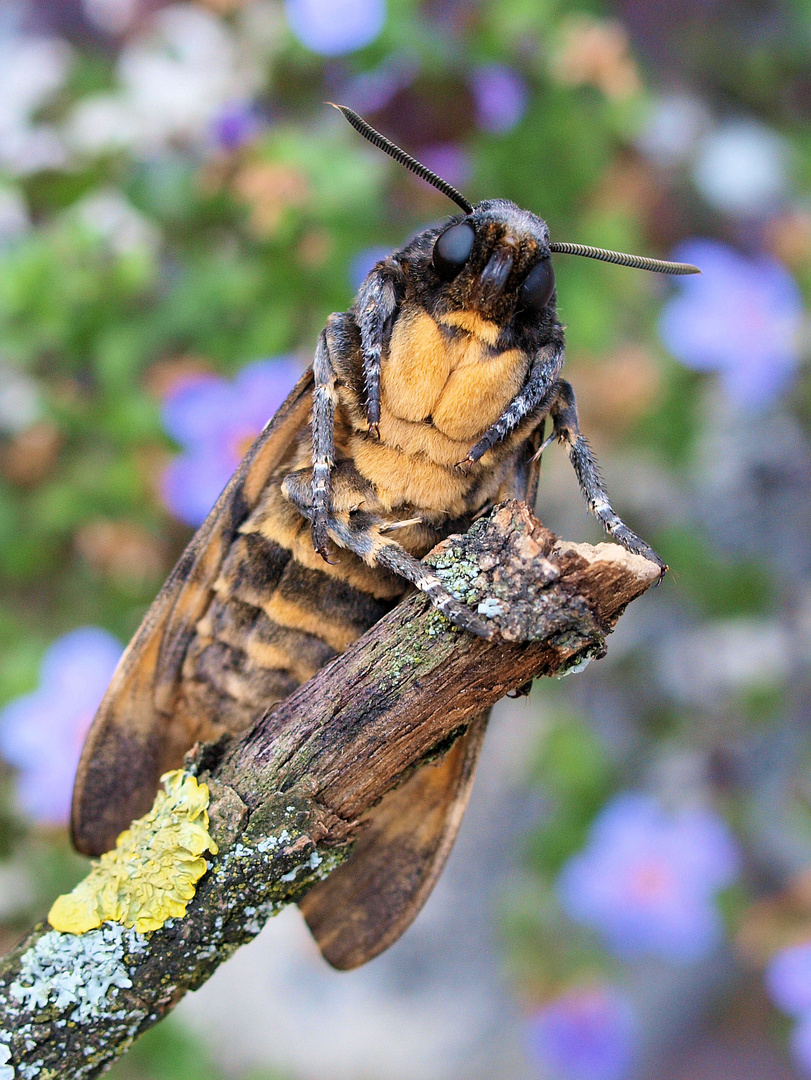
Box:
432;222;475;280
520;259;555;311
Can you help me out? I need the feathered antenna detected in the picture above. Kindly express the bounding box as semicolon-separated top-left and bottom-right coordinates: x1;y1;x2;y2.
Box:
332;105;700;275
329;104;474;215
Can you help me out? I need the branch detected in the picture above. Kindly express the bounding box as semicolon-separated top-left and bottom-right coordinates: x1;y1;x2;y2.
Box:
0;502;661;1080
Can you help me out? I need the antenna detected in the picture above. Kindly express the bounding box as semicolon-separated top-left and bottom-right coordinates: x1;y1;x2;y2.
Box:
329;103;474;215
549;242;700;275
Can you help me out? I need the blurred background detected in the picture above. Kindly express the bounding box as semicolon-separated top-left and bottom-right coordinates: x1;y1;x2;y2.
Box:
0;0;809;1077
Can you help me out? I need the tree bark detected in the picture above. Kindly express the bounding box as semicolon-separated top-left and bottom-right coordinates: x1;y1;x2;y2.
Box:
0;502;661;1080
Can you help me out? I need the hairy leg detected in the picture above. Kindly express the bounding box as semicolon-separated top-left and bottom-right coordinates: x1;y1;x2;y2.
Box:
550;380;665;572
310;322;340;560
282;469;494;639
355;258;403;433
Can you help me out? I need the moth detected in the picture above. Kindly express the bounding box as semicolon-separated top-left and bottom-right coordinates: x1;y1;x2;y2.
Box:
71;107;698;969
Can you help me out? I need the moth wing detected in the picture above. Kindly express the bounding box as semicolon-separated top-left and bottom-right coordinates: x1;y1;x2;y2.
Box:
299;712;489;970
71;369;315;856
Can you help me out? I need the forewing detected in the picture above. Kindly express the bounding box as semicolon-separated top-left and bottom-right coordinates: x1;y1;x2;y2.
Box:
71;369;315;856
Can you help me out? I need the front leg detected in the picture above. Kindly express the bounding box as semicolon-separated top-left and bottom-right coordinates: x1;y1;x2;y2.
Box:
355;257;404;433
459;341;564;468
550;379;666;573
281;469;495;640
311;319;341;560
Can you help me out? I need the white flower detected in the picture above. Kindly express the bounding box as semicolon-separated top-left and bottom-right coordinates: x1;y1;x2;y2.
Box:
0;36;72;175
0;37;72;127
66;95;149;156
71;189;161;256
636;93;710;167
0;365;42;436
67;3;263;158
0;187;30;247
693;118;791;217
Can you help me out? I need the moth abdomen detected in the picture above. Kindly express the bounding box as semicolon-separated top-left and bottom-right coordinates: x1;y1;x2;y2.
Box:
178;539;403;744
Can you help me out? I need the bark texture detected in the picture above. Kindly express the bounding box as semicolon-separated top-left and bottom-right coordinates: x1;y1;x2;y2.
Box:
0;502;661;1080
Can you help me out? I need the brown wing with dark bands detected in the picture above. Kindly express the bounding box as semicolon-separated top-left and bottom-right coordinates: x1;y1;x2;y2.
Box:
71;369;315;856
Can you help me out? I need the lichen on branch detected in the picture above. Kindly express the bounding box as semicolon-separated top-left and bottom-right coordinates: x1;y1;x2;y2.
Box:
49;771;218;935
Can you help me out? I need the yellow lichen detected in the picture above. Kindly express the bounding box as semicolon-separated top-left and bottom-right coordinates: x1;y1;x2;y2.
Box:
49;770;219;935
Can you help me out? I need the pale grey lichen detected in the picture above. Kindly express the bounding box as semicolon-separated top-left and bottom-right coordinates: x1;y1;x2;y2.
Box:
0;1040;14;1079
10;922;146;1023
243;899;283;935
256;829;290;854
477;597;505;617
280;849;326;883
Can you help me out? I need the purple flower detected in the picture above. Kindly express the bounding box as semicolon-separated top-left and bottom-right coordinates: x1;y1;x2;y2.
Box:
212;102;261;151
417;144;472;190
766;943;811;1017
766;948;811;1079
659;239;803;410
0;628;122;825
284;0;385;56
557;793;740;962
342;55;417;114
160;357;301;528
470;64;529;134
527;985;638;1080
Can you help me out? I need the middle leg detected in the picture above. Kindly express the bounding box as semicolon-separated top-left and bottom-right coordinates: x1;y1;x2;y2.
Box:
281;468;495;639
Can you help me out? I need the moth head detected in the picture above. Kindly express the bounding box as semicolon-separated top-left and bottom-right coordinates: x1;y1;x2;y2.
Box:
429;200;556;325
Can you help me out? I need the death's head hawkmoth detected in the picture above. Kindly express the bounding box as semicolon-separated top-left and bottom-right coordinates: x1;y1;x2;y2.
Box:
71;108;698;969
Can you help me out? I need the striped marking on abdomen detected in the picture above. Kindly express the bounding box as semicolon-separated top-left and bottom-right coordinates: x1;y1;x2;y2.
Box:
183;514;399;737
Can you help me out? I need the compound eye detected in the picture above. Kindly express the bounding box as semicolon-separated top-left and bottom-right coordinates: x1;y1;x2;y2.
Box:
520;258;555;311
432;222;475;280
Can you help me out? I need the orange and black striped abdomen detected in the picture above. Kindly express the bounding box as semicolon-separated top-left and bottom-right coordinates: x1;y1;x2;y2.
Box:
175;471;407;746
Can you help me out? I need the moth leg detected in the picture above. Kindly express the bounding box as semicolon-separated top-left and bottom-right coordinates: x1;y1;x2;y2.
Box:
281;472;494;640
372;540;495;639
311;321;340;560
550;379;666;572
459;341;564;468
530;417;557;463
355;258;404;434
